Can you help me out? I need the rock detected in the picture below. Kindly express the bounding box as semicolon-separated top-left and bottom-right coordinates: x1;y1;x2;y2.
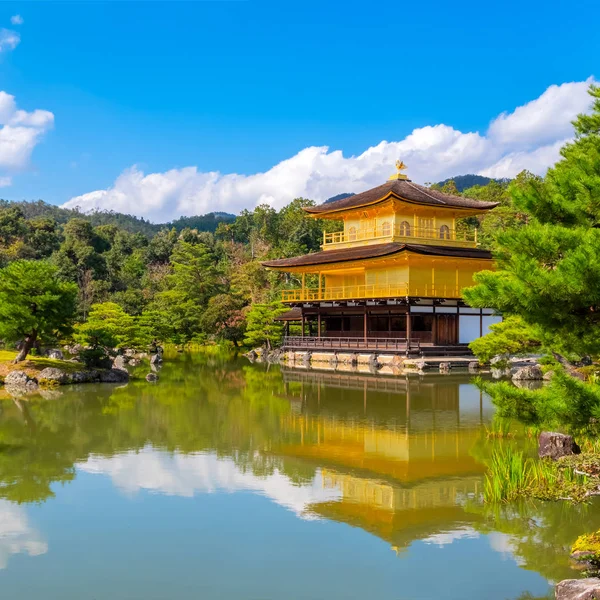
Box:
128;358;141;367
99;369;130;383
71;370;99;384
512;379;544;391
124;348;137;357
468;361;480;373
113;355;129;370
543;370;555;381
556;578;600;599
38;388;64;400
267;348;283;364
150;354;162;365
145;373;158;382
491;354;509;366
45;348;64;360
4;370;38;389
37;367;71;385
369;354;381;370
439;362;450;373
64;343;84;356
491;367;510;379
511;365;543;380
415;360;427;372
539;431;581;460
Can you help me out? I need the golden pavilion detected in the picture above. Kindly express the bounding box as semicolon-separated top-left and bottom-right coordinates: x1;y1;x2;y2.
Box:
263;163;501;352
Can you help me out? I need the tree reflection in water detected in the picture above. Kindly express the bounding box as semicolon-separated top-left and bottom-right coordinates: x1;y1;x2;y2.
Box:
0;350;592;584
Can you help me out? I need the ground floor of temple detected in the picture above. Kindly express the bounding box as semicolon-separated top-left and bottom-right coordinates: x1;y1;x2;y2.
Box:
279;299;501;355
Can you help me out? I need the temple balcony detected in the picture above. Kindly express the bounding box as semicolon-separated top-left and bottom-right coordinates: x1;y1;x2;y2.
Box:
281;283;462;303
322;225;477;250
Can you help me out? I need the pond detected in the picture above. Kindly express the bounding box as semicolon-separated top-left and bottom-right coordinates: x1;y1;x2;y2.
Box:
0;351;596;599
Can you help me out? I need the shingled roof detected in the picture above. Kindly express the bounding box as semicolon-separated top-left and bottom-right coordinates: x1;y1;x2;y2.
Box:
262;243;493;269
304;180;499;214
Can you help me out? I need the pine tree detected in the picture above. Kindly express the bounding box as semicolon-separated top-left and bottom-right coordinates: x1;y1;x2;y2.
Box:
465;85;600;357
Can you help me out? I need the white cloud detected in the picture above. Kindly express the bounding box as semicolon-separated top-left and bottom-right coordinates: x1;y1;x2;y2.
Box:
63;79;596;222
488;79;594;148
0;500;47;569
0;91;54;178
78;447;341;519
0;28;20;52
10;15;23;26
422;526;480;547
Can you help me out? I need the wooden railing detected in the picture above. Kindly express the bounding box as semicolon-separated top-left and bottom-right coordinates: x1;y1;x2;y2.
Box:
322;225;477;248
281;283;462;302
282;336;421;352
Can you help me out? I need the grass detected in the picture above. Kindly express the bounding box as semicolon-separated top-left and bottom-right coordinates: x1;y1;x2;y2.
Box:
0;349;84;382
484;445;599;503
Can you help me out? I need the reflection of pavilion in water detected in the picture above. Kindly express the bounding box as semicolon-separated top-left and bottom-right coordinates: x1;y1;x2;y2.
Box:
276;369;492;551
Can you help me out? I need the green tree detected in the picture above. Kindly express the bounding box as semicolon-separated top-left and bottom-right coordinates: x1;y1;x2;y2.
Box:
243;302;287;349
0;260;78;362
465;85;600;357
74;302;150;350
151;240;221;342
200;293;246;346
469;316;542;363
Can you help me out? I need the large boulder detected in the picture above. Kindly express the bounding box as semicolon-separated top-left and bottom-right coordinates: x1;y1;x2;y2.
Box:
4;370;38;389
45;348;64;360
99;369;129;383
37;367;71;385
145;372;158;382
539;431;581;460
71;370;99;384
511;365;543;380
556;578;600;599
150;354;162;365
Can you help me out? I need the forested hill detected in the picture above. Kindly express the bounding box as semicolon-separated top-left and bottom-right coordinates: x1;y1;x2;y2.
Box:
434;174;510;192
0;199;235;236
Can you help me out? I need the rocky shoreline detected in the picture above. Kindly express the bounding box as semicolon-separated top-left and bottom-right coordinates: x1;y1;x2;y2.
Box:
0;345;164;394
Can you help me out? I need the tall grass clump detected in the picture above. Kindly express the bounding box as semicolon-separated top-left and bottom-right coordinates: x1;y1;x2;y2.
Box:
484;445;594;503
484;446;535;503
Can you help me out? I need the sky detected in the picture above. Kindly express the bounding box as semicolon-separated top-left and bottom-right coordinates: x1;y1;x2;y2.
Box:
0;0;598;222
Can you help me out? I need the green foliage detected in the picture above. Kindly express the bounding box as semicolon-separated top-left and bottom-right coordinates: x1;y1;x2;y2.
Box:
469;316;542;362
477;370;600;435
243;302;287;349
465;84;600;357
74;302;151;350
0;260;77;360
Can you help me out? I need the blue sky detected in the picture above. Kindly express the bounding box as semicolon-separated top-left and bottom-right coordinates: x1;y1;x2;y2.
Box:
0;0;598;221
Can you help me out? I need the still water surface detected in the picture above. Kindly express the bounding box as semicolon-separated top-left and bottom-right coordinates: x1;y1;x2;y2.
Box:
0;352;596;599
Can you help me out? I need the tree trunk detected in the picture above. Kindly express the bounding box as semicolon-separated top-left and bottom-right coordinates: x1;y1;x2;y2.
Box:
13;331;37;363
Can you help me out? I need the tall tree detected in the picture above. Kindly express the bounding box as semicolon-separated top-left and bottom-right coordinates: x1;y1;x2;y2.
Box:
465;85;600;357
0;260;78;362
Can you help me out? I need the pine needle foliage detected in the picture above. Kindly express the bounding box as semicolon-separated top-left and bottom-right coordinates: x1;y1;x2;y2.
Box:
465;85;600;356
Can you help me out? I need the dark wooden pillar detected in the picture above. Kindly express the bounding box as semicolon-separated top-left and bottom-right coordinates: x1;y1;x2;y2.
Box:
432;304;437;345
456;305;459;343
317;312;322;339
301;314;305;338
479;309;483;338
363;308;368;343
406;305;411;345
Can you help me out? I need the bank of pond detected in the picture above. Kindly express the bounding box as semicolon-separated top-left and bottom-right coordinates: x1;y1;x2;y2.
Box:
0;350;598;599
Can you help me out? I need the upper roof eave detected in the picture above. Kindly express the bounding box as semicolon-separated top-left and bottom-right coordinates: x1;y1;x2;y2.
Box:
303;180;499;216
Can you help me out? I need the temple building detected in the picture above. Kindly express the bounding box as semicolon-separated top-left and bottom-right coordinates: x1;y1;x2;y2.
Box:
263;163;501;353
